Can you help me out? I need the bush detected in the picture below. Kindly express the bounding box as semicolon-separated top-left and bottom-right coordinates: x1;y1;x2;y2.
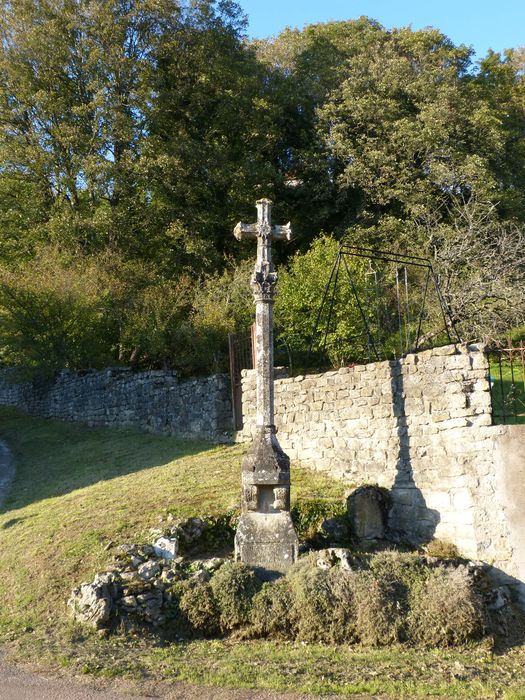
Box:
284;555;359;644
370;550;427;609
325;567;359;644
285;557;333;643
423;539;461;559
179;581;220;637
353;571;403;646
275;235;371;368
0;247;115;371
353;550;430;645
210;562;261;631
408;565;485;647
250;579;296;640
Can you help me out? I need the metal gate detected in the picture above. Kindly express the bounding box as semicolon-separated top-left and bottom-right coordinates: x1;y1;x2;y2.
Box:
488;339;525;424
228;326;255;430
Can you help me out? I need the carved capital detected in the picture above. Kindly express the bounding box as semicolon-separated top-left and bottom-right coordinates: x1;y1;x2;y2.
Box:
251;264;277;301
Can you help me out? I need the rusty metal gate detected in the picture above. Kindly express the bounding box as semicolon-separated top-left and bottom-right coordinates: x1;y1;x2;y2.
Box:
228;326;255;430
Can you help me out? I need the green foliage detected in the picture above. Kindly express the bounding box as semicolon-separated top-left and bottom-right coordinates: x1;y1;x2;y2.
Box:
1;9;525;371
290;497;346;542
250;579;296;639
191;511;239;554
282;563;362;644
0;0;267;270
284;557;335;643
0;248;114;370
352;571;403;646
366;550;429;642
210;562;261;631
185;260;253;374
424;539;461;559
276;235;371;368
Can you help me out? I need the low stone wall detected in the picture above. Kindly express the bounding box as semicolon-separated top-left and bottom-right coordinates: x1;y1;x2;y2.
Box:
238;344;525;605
0;368;232;441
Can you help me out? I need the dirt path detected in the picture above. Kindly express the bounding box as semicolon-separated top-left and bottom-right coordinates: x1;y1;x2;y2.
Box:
0;655;378;700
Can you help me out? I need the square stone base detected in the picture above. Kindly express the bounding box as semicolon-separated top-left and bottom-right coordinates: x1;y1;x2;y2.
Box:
235;512;298;579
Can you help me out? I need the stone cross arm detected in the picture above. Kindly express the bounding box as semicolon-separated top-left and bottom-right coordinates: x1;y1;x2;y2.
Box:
233;198;293;242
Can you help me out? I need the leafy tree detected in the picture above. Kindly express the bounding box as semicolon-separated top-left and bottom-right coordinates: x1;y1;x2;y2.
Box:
257;20;525;245
275;235;372;368
0;0;262;270
0;247;114;370
145;6;281;273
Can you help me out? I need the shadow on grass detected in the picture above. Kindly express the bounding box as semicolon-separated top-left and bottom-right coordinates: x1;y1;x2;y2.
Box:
0;406;219;514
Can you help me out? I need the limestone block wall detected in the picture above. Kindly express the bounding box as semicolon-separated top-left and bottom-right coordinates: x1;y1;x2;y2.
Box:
0;368;232;441
238;344;525;604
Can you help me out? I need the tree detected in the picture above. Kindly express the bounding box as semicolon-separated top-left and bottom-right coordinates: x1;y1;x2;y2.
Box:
0;247;114;370
257;20;525;247
0;0;260;270
420;195;525;340
275;235;371;368
145;6;281;273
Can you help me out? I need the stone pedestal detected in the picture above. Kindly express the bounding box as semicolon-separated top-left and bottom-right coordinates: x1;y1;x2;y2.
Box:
235;512;298;578
234;426;298;576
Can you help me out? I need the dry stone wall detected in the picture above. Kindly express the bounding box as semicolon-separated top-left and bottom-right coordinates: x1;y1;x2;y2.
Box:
238;344;525;605
0;368;232;441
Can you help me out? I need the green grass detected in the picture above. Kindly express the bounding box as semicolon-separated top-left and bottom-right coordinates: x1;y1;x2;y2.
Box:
489;360;525;425
1;406;525;698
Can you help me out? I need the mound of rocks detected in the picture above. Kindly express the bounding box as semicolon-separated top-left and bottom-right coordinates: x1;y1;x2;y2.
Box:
68;516;224;631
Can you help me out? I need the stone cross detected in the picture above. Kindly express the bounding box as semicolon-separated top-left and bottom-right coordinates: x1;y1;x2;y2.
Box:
233;199;298;577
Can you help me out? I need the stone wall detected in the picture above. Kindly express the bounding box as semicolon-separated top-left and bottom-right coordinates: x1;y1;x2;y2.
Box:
0;368;232;441
238;344;525;605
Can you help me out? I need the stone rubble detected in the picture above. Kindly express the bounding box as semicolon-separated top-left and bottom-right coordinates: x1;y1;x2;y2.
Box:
68;516;226;630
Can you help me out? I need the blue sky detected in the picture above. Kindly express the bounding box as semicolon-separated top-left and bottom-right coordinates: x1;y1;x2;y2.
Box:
238;0;524;60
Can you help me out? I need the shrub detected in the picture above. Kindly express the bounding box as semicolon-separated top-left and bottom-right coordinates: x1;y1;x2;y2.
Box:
210;562;261;631
250;579;296;640
0;247;115;371
370;551;428;610
408;565;485;647
353;550;429;644
197;511;238;553
285;555;358;644
275;235;371;368
325;567;359;644
353;571;402;646
285;557;334;643
179;581;220;637
423;539;461;559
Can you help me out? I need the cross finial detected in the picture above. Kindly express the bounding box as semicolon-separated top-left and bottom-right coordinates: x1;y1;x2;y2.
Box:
256;198;272;228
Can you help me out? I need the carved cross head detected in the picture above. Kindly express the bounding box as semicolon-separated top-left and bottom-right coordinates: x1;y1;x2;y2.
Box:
233;199;292;244
234;199;292;302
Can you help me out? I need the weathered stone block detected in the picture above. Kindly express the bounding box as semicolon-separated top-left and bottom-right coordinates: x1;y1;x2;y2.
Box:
234;512;298;577
347;485;390;541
